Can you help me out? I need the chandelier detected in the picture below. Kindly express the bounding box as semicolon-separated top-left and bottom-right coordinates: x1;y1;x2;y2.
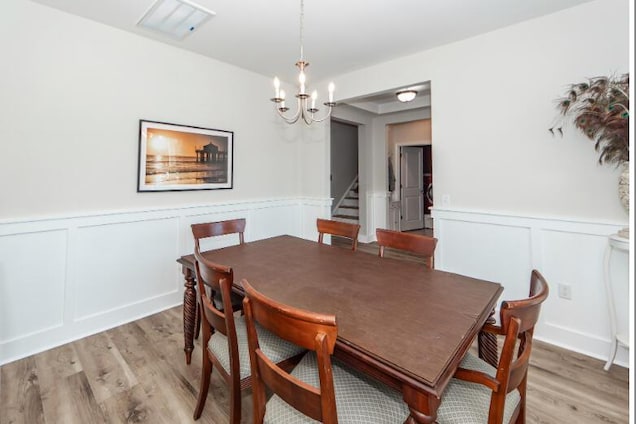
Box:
270;0;335;125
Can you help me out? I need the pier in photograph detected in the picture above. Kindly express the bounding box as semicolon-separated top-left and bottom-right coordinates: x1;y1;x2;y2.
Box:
195;142;227;163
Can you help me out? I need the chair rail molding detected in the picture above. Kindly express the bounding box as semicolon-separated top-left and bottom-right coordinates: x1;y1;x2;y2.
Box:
431;207;629;366
0;197;330;365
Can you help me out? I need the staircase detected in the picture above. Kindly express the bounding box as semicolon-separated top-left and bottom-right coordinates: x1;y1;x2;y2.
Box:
332;179;359;226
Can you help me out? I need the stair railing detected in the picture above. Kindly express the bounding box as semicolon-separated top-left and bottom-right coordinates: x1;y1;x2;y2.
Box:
331;175;359;216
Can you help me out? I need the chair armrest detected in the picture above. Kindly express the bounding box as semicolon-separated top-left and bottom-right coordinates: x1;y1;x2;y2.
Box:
453;367;500;392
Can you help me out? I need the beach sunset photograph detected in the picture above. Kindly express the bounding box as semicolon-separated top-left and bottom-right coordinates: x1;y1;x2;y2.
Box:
138;121;233;191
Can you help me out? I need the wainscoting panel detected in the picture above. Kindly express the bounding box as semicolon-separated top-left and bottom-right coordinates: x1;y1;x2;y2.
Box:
299;197;332;242
364;192;389;243
0;229;68;343
435;219;533;304
0;197;329;365
248;202;299;242
74;217;180;321
539;229;610;339
432;208;629;366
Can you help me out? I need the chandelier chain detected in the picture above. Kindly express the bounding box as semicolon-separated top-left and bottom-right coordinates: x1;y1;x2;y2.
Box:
299;0;304;61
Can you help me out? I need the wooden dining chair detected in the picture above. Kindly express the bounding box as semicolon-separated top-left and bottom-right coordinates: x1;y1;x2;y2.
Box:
317;218;360;251
242;279;409;424
192;218;246;251
436;270;549;424
376;228;438;268
192;251;305;422
191;219;246;337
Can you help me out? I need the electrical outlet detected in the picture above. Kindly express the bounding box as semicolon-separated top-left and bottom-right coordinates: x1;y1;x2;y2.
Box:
558;284;572;300
442;194;451;207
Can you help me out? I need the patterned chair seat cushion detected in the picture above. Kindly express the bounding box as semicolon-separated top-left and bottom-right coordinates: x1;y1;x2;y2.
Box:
264;351;409;424
208;316;305;379
436;353;521;424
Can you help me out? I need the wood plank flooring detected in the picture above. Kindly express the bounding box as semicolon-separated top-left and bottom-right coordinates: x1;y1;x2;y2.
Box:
1;238;629;424
1;307;629;424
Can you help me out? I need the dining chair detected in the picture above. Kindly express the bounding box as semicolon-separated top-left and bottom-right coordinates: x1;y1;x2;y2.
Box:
436;269;549;424
317;218;360;251
192;250;305;422
242;278;409;424
375;228;438;268
192;218;246;251
191;219;246;337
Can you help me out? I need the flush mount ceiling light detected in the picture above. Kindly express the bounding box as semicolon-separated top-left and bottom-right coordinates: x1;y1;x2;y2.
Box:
270;0;335;125
396;90;418;103
138;0;215;40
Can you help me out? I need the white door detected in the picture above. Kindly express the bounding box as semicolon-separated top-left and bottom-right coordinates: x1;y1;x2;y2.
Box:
400;146;424;231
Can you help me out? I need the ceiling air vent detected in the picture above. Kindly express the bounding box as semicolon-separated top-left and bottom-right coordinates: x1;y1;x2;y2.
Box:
138;0;215;40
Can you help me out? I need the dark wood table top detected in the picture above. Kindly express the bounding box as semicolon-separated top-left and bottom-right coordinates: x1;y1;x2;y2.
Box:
178;235;502;396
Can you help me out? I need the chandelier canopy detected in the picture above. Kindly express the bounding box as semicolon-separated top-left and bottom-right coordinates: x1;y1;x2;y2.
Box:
270;0;335;125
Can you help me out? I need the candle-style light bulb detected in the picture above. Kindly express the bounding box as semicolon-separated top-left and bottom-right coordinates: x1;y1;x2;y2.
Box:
311;90;318;109
280;89;286;108
299;71;306;95
273;77;280;99
328;82;335;103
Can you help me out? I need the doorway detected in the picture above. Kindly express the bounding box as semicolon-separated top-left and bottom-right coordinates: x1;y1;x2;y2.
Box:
399;144;432;232
330;120;359;224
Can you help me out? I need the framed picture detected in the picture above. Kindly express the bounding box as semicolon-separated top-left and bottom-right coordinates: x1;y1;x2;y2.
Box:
137;120;233;192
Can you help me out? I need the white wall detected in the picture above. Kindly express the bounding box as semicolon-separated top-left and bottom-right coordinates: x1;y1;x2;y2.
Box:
0;0;299;220
326;0;630;364
329;0;629;222
0;0;333;364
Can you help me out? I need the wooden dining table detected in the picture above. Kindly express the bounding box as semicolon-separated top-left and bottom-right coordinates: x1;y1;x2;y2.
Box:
177;235;502;424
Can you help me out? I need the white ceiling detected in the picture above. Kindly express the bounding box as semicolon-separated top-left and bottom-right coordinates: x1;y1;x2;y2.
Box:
30;0;594;113
32;0;594;82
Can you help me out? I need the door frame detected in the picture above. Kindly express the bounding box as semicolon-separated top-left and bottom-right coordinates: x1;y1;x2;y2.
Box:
391;141;432;230
399;145;424;231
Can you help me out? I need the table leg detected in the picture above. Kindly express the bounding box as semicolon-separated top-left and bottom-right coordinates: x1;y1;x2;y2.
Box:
402;386;439;424
182;266;197;365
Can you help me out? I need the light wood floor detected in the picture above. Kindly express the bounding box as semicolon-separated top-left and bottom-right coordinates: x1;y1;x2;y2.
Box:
1;239;629;424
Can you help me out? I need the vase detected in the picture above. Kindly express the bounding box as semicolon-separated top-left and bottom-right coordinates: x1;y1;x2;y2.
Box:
618;161;629;214
617;161;630;239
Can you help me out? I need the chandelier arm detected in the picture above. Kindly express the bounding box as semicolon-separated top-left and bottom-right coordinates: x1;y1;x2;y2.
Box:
278;110;300;124
308;106;334;123
302;113;313;125
299;96;314;125
276;103;302;124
